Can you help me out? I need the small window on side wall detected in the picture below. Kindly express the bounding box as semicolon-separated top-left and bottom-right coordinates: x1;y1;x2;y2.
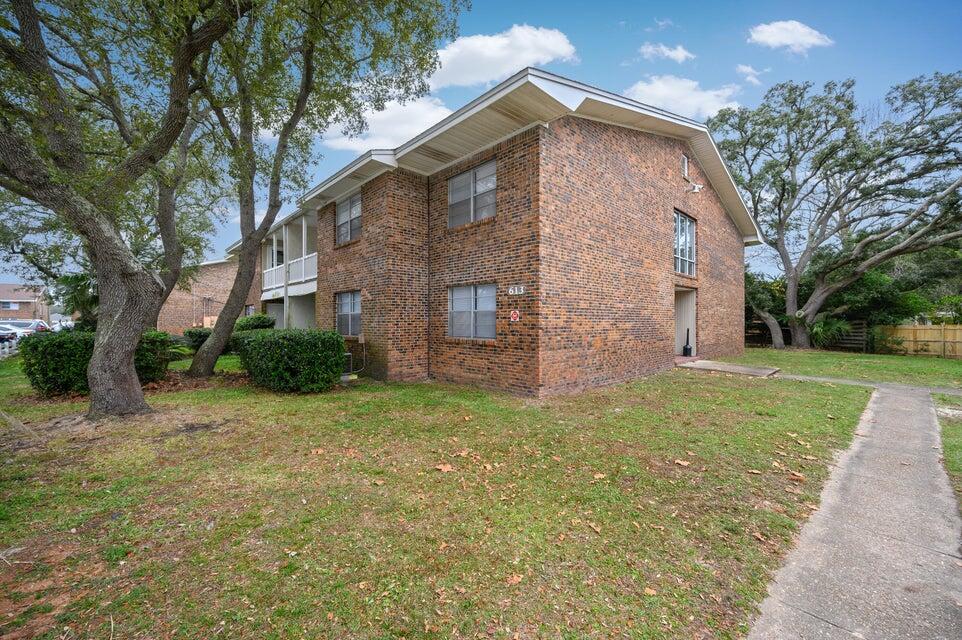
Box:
336;290;361;336
336;193;362;245
682;154;690;180
674;211;696;276
448;284;496;339
448;161;496;228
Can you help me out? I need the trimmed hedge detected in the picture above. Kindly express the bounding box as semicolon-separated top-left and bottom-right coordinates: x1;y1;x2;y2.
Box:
229;328;274;356
19;330;172;396
235;313;275;332
183;327;212;350
238;329;344;393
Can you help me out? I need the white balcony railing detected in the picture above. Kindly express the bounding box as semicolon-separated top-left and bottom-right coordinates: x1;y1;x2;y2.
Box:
262;252;317;290
263;264;284;290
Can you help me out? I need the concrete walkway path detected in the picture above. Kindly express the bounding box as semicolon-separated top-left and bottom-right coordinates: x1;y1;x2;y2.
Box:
676;359;780;377
749;385;962;639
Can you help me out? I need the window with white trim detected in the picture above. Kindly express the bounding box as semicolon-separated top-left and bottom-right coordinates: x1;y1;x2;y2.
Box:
682;154;690;180
0;301;18;310
336;291;361;336
448;284;496;339
448;161;496;227
336;193;362;244
674;211;696;276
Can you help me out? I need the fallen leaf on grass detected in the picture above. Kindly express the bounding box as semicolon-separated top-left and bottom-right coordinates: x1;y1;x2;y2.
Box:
801;455;817;461
587;521;602;534
753;532;766;542
643;587;657;596
506;574;523;586
310;448;325;456
789;471;806;482
673;459;691;467
747;469;762;475
435;463;454;473
372;479;385;486
593;473;606;480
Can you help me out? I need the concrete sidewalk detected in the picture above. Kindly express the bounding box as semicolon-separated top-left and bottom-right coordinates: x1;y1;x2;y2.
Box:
749;386;962;639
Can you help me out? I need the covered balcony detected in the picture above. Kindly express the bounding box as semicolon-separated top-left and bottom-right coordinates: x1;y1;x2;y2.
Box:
261;211;318;291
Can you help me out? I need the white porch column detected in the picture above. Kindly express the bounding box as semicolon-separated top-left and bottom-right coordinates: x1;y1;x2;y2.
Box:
282;223;290;329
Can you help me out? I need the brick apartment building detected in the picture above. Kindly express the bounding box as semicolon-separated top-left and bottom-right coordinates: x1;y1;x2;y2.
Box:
241;68;760;395
157;257;261;335
0;283;49;322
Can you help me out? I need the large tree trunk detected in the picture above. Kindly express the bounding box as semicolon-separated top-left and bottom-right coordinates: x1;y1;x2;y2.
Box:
754;308;786;349
789;322;812;349
86;257;165;417
187;241;259;377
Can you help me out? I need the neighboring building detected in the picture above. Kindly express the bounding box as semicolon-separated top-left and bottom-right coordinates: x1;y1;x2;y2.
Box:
156;256;261;335
243;68;760;395
0;283;49;322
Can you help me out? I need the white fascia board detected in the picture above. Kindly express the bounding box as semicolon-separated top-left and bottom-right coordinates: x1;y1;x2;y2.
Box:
299;150;397;207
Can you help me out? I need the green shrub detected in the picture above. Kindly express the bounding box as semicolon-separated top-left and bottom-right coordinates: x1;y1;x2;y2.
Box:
240;329;344;393
229;329;274;356
234;313;275;332
183;327;212;350
19;330;172;396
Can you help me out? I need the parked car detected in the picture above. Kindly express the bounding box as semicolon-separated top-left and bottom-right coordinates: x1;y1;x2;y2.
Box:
0;319;50;336
52;319;75;332
0;325;18;344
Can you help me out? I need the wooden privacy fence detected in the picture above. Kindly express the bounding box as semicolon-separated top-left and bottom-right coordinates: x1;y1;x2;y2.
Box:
877;324;962;359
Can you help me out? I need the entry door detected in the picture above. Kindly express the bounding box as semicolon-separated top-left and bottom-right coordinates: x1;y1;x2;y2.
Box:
674;289;696;356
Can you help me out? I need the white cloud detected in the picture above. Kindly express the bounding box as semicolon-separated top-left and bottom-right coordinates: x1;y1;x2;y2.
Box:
624;75;739;120
429;24;577;89
646;18;674;32
736;64;767;86
639;42;695;63
322;96;452;152
748;20;833;54
230;207;266;225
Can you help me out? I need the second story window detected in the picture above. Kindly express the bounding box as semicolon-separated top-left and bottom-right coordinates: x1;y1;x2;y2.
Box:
336;193;362;245
674;211;696;276
336;290;361;336
682;154;690;180
448;160;496;228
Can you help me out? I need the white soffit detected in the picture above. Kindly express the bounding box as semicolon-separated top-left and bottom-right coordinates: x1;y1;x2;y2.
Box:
293;68;760;244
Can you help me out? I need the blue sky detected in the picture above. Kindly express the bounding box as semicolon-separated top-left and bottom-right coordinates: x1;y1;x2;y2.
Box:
5;2;962;282
204;0;961;260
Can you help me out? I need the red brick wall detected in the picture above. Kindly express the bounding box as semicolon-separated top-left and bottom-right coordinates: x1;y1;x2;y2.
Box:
426;126;542;393
0;301;47;322
157;259;260;335
314;169;429;381
538;116;744;393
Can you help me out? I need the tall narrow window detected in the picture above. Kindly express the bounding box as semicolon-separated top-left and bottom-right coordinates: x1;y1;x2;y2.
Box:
682;154;690;180
336;291;361;336
336;193;362;245
448;161;496;227
448;284;496;339
674;211;696;276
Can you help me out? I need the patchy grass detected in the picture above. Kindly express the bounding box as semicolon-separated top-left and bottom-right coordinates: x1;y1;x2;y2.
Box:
726;348;962;388
168;354;244;373
0;358;870;639
937;394;962;502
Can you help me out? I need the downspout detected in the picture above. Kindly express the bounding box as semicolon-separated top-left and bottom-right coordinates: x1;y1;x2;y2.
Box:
282;224;290;329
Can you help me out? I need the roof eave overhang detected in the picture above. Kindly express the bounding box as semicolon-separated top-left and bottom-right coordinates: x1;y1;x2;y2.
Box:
260;67;760;247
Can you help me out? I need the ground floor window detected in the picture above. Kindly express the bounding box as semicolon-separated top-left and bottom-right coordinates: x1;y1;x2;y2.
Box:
244;305;255;316
448;284;496;339
336;290;361;336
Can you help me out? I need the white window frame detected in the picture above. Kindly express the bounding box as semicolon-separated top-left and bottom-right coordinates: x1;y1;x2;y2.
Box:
336;192;362;245
447;160;497;228
0;301;18;310
336;290;361;336
448;284;496;339
674;211;696;276
682;154;690;180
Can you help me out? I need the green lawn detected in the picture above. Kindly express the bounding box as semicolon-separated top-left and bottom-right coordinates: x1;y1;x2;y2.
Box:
725;348;962;388
0;357;871;639
937;395;962;502
168;354;244;373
